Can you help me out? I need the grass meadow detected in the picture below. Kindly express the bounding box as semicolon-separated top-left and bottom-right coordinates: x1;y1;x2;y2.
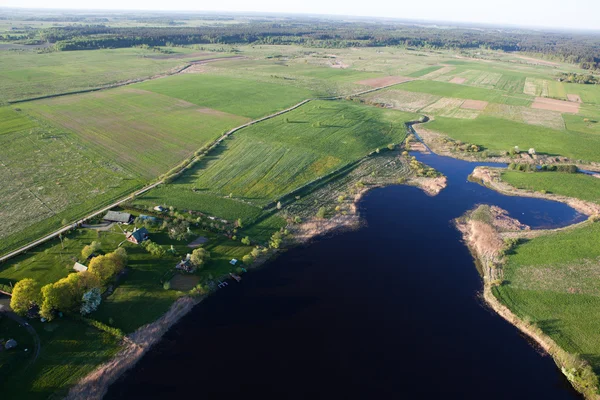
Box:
501;171;600;203
0;107;144;256
0;47;233;103
494;222;600;374
134;73;320;119
143;100;418;213
20;87;249;178
426;116;600;162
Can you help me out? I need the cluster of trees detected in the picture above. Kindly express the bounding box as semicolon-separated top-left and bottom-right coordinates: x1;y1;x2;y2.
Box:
557;72;599;85
507;163;579;173
442;138;482;153
6;19;596;70
10;248;128;320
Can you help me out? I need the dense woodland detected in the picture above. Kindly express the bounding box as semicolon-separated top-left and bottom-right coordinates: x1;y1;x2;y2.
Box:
2;13;600;70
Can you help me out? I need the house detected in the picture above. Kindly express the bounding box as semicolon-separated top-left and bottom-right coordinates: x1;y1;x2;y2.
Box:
126;227;150;245
153;206;166;212
73;262;88;272
229;258;238;266
103;211;132;224
176;253;195;273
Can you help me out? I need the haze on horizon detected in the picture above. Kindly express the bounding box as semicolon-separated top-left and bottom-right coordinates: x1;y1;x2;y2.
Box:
1;0;599;32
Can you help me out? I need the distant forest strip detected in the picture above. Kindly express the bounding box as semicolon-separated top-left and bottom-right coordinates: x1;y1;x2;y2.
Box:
3;20;600;70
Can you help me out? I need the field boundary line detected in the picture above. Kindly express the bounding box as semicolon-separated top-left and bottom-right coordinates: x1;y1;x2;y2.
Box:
0;79;412;262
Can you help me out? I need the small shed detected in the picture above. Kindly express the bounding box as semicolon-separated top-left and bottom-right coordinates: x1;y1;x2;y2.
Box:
103;211;132;224
126;227;150;245
73;262;88;272
229;259;238;266
154;206;165;212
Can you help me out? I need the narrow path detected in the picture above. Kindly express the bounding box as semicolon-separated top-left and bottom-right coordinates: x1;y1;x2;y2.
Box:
0;78;413;263
0;310;41;369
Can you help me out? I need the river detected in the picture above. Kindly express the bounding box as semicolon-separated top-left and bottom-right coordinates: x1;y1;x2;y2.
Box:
106;152;584;399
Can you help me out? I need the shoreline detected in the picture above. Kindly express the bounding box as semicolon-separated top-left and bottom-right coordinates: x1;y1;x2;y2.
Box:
66;165;446;399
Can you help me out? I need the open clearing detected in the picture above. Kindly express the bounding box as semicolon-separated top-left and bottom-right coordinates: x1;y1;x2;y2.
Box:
355;76;412;87
20;88;249;178
461;99;488;110
567;94;583;103
483;103;566;130
361;89;440;112
449;77;466;84
0;106;142;255
133;73;320;119
531;97;580;113
136;100;419;220
494;222;600;375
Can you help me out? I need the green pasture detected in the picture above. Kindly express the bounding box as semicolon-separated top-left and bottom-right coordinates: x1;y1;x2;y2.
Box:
501;171;600;203
426;116;600;162
20;87;248;178
494;222;600;374
134;73;320;119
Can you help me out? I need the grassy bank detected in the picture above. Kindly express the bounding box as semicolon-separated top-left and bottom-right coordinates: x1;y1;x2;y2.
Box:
501;171;600;204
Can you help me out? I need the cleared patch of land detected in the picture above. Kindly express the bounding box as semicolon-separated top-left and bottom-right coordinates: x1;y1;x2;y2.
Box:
523;78;549;97
449;77;466;84
422;98;479;119
20;88;249;178
461;99;488;110
483;103;566;130
494;222;600;376
407;66;444;77
0;107;143;255
567;94;582;103
354;76;412;87
361;89;440;112
133;73;319;119
425;116;600;162
531;97;580;113
501;171;600;204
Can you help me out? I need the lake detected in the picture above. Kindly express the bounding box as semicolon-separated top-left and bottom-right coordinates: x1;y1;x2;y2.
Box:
107;152;583;399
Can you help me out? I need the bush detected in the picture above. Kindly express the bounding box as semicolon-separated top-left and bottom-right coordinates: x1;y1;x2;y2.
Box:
163;281;171;290
316;207;327;219
142;240;166;257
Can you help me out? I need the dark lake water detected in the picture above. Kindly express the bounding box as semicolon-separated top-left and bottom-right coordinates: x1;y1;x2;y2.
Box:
107;153;584;399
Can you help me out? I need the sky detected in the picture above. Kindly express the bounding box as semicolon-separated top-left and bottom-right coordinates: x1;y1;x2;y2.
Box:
1;0;599;31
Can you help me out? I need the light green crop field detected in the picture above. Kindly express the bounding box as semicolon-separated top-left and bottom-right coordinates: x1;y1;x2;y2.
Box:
426;116;600;162
0;107;143;256
20;87;249;178
408;66;443;77
144;100;418;214
493;222;600;374
134;73;320;119
400;80;533;106
0;47;234;103
501;171;600;203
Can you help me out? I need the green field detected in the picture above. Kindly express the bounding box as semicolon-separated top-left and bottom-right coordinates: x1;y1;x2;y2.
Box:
408;65;443;77
0;47;234;103
140;100;418;218
20;87;249;178
502;171;600;203
426;116;600;162
134;73;320;119
494;222;600;374
400;80;533;106
0;107;144;256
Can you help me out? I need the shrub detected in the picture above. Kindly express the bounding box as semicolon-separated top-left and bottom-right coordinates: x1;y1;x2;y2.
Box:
191;247;211;268
142;240;166;257
241;236;251;245
316;207;327;219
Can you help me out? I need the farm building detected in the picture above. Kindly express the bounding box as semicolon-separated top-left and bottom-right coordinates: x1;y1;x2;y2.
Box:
230;259;238;266
103;211;132;224
125;227;150;245
73;262;88;272
176;254;195;273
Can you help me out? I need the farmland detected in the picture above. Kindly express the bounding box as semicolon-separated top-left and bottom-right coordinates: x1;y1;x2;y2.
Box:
20;87;249;178
501;171;600;204
134;100;419;219
0;107;143;255
493;222;600;375
133;73;321;119
425;116;600;162
0;47;235;103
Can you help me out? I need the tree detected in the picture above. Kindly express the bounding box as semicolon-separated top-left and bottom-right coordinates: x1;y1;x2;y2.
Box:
168;220;192;241
269;231;283;249
80;288;102;315
241;236;251;245
10;279;41;316
88;254;116;282
40;279;75;320
242;254;254;265
190;247;211;268
106;248;128;275
316;207;327;219
81;241;102;259
236;218;243;228
143;240;166;257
